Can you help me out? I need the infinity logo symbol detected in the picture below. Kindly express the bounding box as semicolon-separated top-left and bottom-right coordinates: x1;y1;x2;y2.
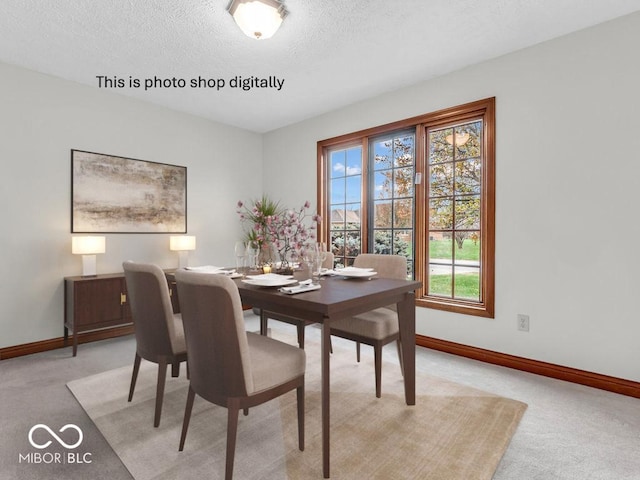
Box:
28;424;83;450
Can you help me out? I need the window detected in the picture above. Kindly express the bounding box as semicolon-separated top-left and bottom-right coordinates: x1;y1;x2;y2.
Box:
370;131;415;277
427;121;482;302
317;98;495;317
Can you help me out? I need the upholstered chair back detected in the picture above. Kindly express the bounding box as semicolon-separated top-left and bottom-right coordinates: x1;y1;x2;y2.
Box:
123;261;182;359
322;251;335;269
175;270;254;399
353;254;407;280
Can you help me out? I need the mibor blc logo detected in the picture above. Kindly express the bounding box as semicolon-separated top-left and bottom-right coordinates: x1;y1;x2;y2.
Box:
19;424;92;465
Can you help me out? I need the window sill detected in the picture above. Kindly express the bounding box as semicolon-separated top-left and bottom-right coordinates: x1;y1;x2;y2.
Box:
416;296;494;318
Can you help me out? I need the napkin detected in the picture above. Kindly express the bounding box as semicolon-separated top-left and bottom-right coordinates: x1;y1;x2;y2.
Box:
279;283;322;294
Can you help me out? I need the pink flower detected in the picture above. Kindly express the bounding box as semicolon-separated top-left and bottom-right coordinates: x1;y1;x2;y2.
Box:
237;200;243;208
304;200;311;209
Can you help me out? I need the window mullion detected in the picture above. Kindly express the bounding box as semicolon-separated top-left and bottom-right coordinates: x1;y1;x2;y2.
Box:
361;137;369;255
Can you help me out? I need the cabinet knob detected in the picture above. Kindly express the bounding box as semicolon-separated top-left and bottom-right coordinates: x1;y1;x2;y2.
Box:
120;293;127;305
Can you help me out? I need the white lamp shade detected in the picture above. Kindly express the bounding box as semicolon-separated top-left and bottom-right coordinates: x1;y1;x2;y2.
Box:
228;0;287;39
72;236;106;255
170;236;196;251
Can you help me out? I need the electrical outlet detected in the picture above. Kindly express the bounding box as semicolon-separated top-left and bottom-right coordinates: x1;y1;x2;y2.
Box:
517;314;530;332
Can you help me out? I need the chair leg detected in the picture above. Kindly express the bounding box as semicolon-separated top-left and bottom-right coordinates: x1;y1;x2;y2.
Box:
171;360;180;377
374;344;382;398
128;353;141;402
179;386;196;451
226;401;240;480
297;383;305;451
154;359;168;427
396;338;404;377
297;323;305;349
356;341;361;363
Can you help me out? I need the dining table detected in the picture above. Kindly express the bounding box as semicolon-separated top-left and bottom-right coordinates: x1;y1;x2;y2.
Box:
235;272;421;478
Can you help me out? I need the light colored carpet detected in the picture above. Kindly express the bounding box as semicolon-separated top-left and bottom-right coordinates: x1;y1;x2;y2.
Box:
67;332;526;479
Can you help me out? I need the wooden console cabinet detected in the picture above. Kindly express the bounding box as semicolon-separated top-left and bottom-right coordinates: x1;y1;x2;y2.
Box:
64;270;180;356
64;273;132;356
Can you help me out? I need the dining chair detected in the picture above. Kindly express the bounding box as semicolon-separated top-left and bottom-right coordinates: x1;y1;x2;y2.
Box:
329;253;407;398
175;269;305;480
122;261;188;427
261;252;334;348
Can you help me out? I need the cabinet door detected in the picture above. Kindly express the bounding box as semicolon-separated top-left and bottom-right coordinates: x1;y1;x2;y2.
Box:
74;278;129;330
121;281;133;321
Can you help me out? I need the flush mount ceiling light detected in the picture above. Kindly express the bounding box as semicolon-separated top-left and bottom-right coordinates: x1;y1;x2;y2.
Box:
227;0;288;40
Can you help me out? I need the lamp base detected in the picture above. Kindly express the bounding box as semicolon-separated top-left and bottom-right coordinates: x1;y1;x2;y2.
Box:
178;251;189;269
81;255;97;277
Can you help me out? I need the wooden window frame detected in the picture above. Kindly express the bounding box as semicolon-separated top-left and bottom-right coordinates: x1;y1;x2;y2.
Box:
317;98;495;318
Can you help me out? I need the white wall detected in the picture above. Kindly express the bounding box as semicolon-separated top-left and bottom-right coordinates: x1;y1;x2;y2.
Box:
263;12;640;382
0;62;262;349
3;12;639;383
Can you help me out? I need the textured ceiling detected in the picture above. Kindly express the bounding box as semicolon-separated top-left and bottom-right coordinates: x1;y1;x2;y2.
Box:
1;0;639;133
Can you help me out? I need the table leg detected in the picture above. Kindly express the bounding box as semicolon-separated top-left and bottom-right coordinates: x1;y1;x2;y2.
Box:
397;292;416;405
321;320;331;478
259;309;267;336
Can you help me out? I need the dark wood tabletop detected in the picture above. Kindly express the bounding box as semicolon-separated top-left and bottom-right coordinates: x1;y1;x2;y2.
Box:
235;274;421;322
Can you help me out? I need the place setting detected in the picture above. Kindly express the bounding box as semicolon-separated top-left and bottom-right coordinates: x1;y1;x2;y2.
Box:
183;265;244;278
241;272;297;287
332;266;378;279
231;238;334;295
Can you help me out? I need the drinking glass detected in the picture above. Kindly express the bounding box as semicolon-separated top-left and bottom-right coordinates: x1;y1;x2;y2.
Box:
245;242;259;271
234;241;246;272
317;242;329;277
302;243;320;284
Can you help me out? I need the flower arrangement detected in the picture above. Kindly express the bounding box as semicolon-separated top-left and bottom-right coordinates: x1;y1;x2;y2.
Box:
237;195;321;271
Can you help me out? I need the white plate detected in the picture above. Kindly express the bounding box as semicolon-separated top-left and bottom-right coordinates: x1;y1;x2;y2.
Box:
334;267;378;278
185;265;226;272
224;272;244;279
185;266;242;278
319;268;339;276
242;273;297;287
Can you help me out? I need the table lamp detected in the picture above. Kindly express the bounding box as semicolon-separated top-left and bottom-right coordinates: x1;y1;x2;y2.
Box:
72;236;106;277
170;236;196;268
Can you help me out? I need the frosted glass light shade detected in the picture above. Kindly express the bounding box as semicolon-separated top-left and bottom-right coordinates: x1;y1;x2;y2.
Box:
228;0;287;40
169;236;196;251
72;236;106;255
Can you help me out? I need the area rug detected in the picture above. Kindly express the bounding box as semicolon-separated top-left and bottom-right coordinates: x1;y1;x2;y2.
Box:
67;330;526;479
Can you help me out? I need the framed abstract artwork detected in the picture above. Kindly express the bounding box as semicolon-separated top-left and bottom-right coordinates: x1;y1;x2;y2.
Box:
71;150;187;233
